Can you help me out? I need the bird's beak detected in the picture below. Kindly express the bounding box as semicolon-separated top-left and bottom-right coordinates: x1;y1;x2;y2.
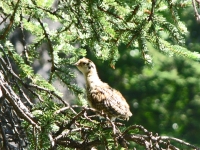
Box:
74;62;79;66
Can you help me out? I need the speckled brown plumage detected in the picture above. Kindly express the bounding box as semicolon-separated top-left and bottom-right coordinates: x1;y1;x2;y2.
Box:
75;58;132;120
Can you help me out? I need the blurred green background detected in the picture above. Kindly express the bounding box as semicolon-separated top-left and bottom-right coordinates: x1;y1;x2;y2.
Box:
86;7;200;147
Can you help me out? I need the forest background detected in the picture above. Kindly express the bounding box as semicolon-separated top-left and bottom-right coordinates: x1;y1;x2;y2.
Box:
0;0;200;149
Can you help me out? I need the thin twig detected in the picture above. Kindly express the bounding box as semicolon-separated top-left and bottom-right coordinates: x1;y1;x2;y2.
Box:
37;18;55;83
28;83;70;107
67;109;86;128
54;106;70;115
0;13;10;26
148;0;156;21
0;0;21;40
48;133;55;149
0;72;39;129
192;0;199;17
19;13;30;65
54;129;70;141
161;136;200;150
192;0;200;21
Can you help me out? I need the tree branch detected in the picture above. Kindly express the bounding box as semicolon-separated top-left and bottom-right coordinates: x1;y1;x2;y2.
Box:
0;72;39;129
192;0;200;22
0;0;21;40
37;18;55;83
161;136;200;150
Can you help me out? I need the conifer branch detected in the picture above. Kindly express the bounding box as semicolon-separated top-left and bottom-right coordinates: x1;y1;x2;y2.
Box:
192;0;200;22
0;0;200;149
0;120;9;149
161;136;200;149
0;72;39;129
0;13;10;25
0;0;20;40
97;5;124;20
19;13;30;65
51;107;200;149
148;0;156;21
37;18;55;83
28;83;70;107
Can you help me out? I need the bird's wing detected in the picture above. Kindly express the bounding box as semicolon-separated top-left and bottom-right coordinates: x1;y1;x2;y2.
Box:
88;84;132;119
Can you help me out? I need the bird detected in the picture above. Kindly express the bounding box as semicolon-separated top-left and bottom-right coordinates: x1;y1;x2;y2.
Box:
74;57;132;120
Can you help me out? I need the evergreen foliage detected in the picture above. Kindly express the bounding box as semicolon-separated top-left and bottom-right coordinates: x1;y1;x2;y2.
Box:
0;0;200;149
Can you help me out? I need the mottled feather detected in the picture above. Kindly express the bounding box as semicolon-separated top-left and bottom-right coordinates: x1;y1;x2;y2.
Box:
75;58;132;120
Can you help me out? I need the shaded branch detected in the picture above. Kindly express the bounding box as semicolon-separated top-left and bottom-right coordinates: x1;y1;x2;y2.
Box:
0;72;39;129
97;5;124;20
192;0;200;22
161;136;200;150
148;0;156;21
19;13;30;65
50;106;200;149
0;0;21;40
37;18;55;83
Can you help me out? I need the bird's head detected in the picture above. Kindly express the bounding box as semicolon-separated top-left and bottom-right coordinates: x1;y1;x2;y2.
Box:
74;58;96;75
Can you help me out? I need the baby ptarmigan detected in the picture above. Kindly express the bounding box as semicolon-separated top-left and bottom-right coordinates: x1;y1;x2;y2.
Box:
75;58;132;120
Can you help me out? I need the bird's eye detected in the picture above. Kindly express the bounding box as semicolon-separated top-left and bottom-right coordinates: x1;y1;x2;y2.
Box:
82;62;86;65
